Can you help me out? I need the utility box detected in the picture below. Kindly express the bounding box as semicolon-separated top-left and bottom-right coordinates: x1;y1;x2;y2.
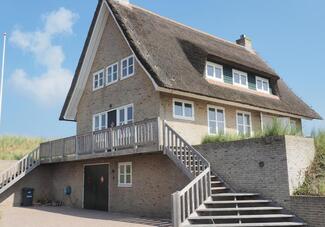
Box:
21;188;34;206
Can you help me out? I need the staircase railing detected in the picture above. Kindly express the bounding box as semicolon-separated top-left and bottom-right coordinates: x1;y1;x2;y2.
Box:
163;122;211;227
0;147;40;194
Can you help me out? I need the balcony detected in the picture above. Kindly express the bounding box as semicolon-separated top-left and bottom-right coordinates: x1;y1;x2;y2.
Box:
40;118;161;163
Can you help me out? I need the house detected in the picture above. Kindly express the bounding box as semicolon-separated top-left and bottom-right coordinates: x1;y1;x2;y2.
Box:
0;0;321;226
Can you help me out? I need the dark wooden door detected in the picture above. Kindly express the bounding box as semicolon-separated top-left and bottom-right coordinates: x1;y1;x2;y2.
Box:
107;110;117;128
84;164;109;211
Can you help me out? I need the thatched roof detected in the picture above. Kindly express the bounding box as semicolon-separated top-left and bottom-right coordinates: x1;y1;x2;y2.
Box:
60;0;321;120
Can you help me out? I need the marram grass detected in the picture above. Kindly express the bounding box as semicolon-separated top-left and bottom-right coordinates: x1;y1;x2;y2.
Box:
0;136;44;160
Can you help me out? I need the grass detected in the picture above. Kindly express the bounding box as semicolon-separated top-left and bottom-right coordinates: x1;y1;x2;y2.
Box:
0;136;44;160
294;130;325;196
202;118;301;144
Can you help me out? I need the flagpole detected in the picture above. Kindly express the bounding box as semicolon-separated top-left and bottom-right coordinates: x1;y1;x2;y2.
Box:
0;33;7;125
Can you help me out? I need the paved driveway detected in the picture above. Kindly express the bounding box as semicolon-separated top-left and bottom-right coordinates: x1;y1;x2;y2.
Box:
0;206;172;227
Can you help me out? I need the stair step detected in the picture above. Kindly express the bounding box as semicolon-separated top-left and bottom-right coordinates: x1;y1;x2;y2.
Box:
197;207;283;212
211;187;228;191
189;214;294;220
205;200;271;205
211;193;259;197
183;222;306;226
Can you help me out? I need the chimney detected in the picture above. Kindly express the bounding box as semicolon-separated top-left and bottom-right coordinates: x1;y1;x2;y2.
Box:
236;34;253;50
114;0;129;4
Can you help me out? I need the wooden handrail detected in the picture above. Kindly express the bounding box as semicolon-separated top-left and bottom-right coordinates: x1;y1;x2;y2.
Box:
39;118;160;161
163;121;211;227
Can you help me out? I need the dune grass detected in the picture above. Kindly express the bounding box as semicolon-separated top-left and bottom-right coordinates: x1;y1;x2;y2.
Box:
202;118;301;144
294;130;325;196
0;136;44;160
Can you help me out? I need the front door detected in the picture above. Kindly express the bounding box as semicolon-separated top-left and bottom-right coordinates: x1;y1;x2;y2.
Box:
84;164;109;211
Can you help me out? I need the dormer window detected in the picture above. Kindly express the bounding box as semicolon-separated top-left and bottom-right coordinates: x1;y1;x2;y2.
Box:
205;62;223;81
256;76;270;93
233;69;248;88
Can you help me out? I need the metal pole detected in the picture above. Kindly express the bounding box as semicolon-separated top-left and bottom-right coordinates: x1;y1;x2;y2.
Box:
0;33;7;125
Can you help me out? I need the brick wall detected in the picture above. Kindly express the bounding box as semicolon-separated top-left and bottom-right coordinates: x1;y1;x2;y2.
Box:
195;136;315;208
290;196;325;227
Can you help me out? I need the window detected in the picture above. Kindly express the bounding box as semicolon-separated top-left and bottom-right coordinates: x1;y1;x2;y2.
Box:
237;111;252;136
290;119;297;130
208;106;225;135
118;162;132;187
173;99;194;120
233;69;248;88
256;76;270;93
205;62;223;81
106;62;118;85
121;55;135;79
117;104;133;126
93;69;105;90
93;112;107;131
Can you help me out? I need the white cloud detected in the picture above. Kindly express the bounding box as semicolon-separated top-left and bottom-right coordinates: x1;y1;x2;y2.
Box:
10;7;78;104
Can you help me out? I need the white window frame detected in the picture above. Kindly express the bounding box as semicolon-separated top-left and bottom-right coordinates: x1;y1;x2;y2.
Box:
118;162;132;188
256;76;270;93
207;105;226;135
93;69;105;91
92;111;107;131
116;104;134;126
106;62;119;86
236;111;253;136
232;69;249;88
205;61;224;82
121;55;135;80
172;98;195;121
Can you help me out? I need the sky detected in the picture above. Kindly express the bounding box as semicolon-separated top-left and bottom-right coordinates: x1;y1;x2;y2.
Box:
0;0;324;138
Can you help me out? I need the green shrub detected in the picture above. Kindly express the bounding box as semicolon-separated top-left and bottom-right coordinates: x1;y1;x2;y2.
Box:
202;133;248;144
0;136;44;160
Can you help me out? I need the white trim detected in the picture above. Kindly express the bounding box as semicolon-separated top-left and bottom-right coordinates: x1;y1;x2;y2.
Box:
232;69;249;88
256;76;270;94
82;163;110;211
236;110;253;136
207;105;226;135
157;87;307;120
118;162;132;188
205;61;223;82
120;55;135;80
106;62;119;86
92;111;108;131
172;98;195;121
260;112;264;132
93;69;105;91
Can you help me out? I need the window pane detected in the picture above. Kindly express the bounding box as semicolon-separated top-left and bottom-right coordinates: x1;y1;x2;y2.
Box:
215;67;222;79
207;65;214;77
217;122;225;134
126;175;131;184
245;126;251;136
184;103;193;117
126;165;131;174
257;80;262;90
174;102;183;116
217;109;224;121
120;174;125;184
128;57;134;65
238;125;244;134
237;113;243;124
234;73;240;83
127;106;133;122
119;109;125;124
95;116;99;130
209;121;217;134
101;114;106;129
113;71;118;81
120;165;125;174
122;60;127;68
208;108;216;121
244;114;250;126
241;75;247;85
263;81;268;91
128;65;134;75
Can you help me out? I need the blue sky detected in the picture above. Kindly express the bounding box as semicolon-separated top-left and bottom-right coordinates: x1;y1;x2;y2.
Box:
0;0;324;138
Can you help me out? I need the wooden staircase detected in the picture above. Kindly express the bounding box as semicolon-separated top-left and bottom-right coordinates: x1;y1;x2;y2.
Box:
0;147;40;194
163;122;306;227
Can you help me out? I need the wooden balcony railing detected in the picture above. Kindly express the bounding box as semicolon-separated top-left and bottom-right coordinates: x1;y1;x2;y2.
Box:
40;118;161;163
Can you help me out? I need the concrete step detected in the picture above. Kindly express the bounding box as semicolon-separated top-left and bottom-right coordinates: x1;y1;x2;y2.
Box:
189;214;294;220
205;200;271;205
197;207;283;213
183;222;306;226
211;193;259;197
